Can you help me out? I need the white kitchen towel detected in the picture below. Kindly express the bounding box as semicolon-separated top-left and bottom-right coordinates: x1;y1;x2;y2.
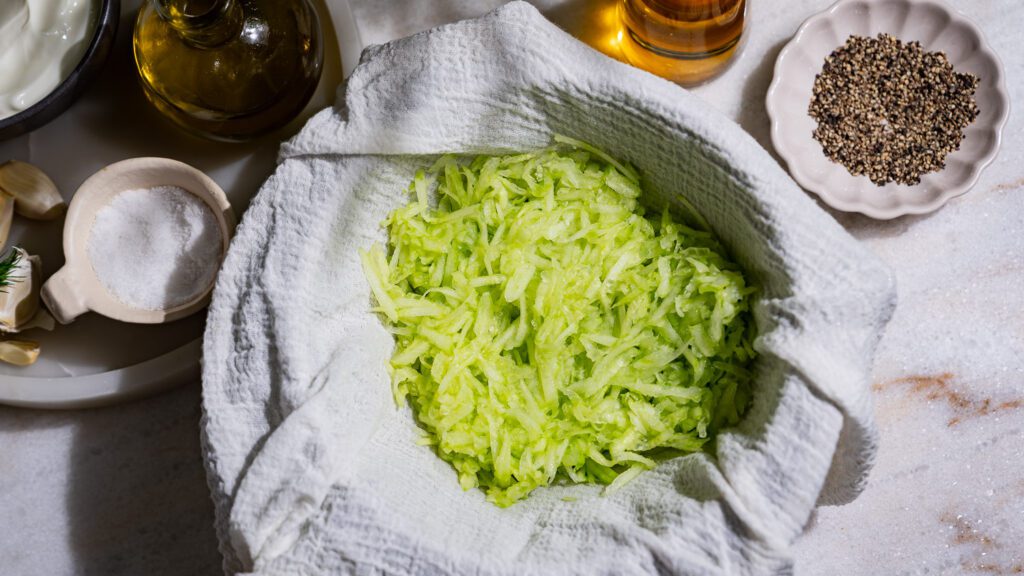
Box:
200;3;896;575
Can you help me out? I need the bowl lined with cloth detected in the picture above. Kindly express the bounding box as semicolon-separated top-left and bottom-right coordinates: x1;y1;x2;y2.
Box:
199;3;896;575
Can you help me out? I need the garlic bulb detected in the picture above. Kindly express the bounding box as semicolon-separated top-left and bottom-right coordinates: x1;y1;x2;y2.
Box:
0;160;66;221
0;340;40;366
0;248;51;334
0;193;12;247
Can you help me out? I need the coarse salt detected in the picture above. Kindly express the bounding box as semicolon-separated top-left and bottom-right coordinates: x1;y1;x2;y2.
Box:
87;185;222;311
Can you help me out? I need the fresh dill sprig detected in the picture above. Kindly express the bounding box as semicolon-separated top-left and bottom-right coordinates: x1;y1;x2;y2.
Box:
0;248;24;293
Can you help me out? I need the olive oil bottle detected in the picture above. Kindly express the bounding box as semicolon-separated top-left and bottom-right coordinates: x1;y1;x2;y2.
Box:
133;0;324;141
620;0;746;86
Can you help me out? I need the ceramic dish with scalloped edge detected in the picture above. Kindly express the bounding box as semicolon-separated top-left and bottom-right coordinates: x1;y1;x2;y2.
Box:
766;0;1010;220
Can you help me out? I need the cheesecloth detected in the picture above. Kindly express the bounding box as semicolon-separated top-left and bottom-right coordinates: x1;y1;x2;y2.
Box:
201;4;896;574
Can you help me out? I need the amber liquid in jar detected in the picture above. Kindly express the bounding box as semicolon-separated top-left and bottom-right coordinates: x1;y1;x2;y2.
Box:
620;0;746;86
134;0;323;141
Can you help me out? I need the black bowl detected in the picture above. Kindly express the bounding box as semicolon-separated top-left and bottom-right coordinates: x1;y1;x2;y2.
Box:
0;0;120;141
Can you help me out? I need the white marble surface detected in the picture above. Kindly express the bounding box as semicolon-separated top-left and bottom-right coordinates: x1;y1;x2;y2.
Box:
1;1;1022;575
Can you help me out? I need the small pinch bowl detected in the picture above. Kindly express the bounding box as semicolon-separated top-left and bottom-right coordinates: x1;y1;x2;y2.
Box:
0;0;120;141
766;0;1010;219
41;158;236;324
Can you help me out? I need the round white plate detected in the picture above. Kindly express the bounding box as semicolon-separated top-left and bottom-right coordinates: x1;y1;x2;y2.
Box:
766;0;1010;219
0;0;364;409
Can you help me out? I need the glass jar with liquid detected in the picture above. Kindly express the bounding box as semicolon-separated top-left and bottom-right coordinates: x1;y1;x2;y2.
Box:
620;0;746;86
133;0;324;141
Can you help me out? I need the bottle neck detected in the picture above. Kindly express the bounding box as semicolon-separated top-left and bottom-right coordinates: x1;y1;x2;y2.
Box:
153;0;242;47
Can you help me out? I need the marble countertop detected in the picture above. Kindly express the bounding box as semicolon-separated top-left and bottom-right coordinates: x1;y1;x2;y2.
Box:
1;1;1021;574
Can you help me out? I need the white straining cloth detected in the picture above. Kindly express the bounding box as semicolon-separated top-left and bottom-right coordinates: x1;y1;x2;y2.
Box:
200;3;896;574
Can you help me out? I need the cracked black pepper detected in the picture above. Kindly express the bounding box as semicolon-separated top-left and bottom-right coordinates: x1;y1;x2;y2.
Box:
809;33;980;186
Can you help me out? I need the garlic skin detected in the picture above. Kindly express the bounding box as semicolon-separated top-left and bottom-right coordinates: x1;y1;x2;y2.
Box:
0;160;66;221
0;248;51;334
0;193;12;247
0;340;40;366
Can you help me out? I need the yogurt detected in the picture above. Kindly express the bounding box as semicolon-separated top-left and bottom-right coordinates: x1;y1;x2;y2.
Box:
0;0;97;120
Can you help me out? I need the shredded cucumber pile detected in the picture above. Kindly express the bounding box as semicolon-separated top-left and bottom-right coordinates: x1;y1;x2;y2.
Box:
361;137;757;507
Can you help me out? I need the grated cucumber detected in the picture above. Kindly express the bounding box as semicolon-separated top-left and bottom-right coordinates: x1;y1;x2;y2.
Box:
361;141;757;507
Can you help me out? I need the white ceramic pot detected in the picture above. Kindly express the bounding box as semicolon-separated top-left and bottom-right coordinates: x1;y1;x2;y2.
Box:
41;157;235;324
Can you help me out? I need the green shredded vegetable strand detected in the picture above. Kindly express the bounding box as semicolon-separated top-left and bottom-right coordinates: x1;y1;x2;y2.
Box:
361;141;757;507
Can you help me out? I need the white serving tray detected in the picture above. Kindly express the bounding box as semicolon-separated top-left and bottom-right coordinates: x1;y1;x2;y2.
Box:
0;0;363;409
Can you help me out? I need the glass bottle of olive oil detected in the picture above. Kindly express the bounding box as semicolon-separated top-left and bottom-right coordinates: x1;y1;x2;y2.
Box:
620;0;746;86
133;0;324;141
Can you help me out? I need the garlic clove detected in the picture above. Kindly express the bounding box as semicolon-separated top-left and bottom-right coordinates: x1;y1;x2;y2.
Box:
0;339;40;366
0;160;66;221
0;193;12;247
0;248;48;334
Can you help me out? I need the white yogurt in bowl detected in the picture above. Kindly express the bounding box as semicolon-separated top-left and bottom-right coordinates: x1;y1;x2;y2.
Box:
0;0;98;120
